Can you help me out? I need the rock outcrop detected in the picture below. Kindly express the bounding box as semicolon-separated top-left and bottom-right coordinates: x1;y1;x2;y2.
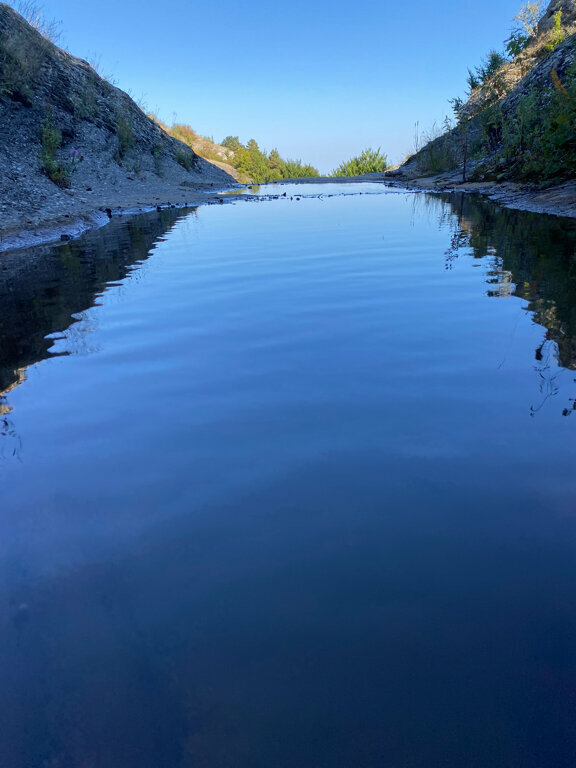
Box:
0;4;234;241
537;0;576;33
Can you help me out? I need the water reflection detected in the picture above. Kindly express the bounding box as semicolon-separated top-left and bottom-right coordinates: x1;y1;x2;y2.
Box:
0;208;190;397
437;193;576;368
414;192;576;413
2;189;576;768
3;192;576;426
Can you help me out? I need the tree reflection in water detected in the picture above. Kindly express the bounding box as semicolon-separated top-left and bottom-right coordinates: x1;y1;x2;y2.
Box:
2;192;576;439
415;191;576;415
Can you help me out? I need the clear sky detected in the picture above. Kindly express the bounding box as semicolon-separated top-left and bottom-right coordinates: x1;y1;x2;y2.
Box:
10;0;523;173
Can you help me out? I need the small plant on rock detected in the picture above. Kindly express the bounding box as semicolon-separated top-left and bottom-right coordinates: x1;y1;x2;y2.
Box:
114;116;135;163
41;112;70;187
152;144;163;175
175;149;196;171
546;11;566;51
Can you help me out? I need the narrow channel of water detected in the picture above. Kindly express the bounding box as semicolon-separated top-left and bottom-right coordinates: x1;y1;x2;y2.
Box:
1;184;576;767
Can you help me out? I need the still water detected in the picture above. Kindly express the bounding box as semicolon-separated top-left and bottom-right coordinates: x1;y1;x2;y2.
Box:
1;183;576;767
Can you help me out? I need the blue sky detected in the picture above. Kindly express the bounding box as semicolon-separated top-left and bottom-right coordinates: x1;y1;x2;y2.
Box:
14;0;522;172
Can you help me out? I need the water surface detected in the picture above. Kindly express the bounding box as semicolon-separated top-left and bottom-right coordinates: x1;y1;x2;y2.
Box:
1;184;576;767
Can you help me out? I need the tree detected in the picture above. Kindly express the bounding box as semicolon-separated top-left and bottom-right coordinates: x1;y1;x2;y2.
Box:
218;136;319;182
505;2;545;58
450;97;470;183
221;136;241;152
515;1;544;36
268;148;284;172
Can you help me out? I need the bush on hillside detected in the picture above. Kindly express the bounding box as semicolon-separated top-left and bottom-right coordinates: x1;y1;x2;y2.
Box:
472;64;576;182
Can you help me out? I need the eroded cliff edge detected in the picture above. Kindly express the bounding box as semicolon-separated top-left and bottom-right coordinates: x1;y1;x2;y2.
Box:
0;4;235;250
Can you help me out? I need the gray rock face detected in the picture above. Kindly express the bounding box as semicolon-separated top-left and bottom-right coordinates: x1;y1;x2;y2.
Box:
0;4;234;237
537;0;576;33
500;32;576;114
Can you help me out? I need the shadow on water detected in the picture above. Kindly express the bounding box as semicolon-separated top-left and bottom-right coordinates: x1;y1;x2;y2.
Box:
0;207;191;399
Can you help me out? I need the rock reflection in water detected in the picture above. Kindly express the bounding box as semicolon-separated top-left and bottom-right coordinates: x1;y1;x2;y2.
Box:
0;208;191;396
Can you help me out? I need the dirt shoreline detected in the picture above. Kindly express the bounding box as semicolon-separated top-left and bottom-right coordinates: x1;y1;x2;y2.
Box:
2;172;575;254
0;181;244;253
375;170;576;219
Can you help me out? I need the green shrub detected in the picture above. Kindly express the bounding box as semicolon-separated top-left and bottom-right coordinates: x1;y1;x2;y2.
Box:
40;112;70;187
114;116;135;163
152;144;163;175
331;147;388;176
505;31;530;58
175;148;196;171
478;104;504;154
473;66;576;183
72;81;98;120
282;159;319;178
546;11;566;51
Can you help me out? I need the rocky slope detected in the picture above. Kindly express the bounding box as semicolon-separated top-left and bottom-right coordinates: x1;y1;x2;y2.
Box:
388;0;576;210
0;4;235;248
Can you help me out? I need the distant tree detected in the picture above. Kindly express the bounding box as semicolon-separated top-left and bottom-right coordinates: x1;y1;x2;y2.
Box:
268;148;285;177
505;2;545;58
515;1;544;36
331;147;388;177
218;136;319;182
221;136;242;151
246;139;271;181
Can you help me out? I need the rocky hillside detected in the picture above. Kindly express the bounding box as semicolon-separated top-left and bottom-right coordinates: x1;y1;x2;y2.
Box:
394;0;576;187
146;117;243;181
0;4;234;243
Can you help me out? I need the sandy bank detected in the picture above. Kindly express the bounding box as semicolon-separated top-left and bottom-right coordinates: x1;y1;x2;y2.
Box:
0;179;242;253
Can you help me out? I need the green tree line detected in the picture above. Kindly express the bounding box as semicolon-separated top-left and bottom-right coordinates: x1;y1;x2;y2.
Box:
220;136;319;182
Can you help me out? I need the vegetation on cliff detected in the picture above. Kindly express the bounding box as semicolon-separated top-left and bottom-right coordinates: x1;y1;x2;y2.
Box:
410;0;576;185
0;2;232;194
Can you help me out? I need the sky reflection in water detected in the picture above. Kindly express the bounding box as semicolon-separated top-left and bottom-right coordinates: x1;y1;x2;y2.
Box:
1;185;576;768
